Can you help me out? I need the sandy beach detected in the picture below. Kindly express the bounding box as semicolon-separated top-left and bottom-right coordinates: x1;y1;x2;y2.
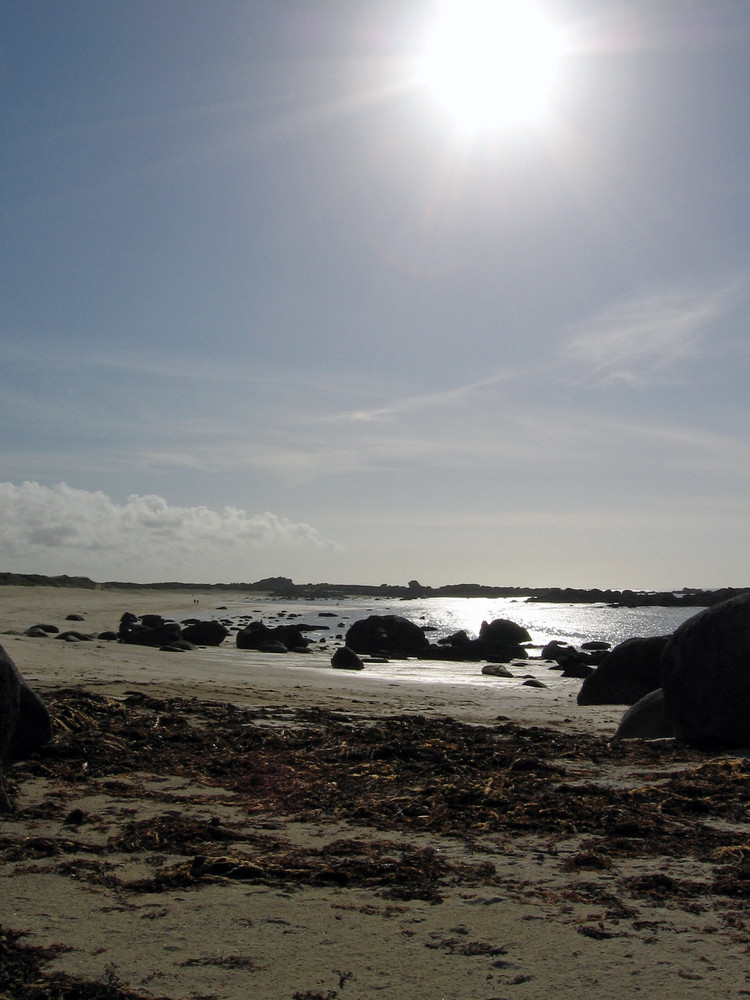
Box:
2;586;750;999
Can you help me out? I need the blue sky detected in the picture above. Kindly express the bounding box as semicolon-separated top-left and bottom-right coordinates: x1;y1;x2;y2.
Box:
2;0;750;588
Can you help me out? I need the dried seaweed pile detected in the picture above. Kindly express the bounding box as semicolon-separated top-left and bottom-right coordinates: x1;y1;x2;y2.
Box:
0;924;169;1000
10;688;750;865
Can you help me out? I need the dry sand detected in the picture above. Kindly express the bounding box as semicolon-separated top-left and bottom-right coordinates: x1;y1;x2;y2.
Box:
1;586;749;999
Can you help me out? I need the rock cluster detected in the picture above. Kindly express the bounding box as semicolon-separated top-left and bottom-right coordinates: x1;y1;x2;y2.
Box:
576;593;750;748
660;591;750;747
118;613;229;650
343;615;534;663
236;621;311;654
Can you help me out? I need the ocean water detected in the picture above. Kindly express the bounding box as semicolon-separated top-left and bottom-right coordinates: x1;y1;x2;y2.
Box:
194;594;703;649
177;594;704;692
159;593;702;697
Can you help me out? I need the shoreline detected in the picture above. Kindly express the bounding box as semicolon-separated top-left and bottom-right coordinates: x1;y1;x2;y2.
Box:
3;573;746;608
1;585;623;733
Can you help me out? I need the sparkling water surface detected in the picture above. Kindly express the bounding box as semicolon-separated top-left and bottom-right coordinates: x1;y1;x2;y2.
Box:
176;594;704;691
187;594;703;647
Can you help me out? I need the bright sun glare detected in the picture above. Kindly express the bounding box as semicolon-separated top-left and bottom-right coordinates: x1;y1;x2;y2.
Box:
416;0;568;133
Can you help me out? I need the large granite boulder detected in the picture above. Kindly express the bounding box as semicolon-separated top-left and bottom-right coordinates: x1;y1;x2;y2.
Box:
180;620;229;647
0;643;52;811
478;619;531;644
345;615;429;658
577;635;670;706
661;592;750;747
331;646;364;671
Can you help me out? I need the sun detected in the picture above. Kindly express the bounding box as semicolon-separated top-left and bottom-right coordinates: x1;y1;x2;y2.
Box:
415;0;568;133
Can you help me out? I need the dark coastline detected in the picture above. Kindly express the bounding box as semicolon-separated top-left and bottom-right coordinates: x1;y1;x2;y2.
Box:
1;571;746;608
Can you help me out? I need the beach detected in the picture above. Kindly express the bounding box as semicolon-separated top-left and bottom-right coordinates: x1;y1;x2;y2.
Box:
2;586;750;999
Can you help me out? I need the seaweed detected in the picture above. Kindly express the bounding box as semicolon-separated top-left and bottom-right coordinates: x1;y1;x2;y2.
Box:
3;687;750;999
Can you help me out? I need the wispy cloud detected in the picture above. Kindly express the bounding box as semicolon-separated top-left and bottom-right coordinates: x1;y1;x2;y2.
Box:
312;371;517;425
561;282;739;387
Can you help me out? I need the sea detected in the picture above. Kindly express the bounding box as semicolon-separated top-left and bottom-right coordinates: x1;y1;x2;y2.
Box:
179;593;704;691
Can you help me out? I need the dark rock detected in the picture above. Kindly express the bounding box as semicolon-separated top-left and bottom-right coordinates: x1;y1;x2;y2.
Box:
24;627;50;638
258;641;289;654
439;630;470;646
97;631;119;641
661;592;750;747
0;643;52;811
118;614;182;647
577;635;670;706
345;615;429;658
331;647;364;670
65;613;85;621
180;620;229;647
481;663;514;678
542;640;578;662
561;661;594;679
160;640;198;652
55;631;93;642
140;614;171;630
236;620;310;652
418;638;528;663
32;624;59;634
581;640;611;651
614;689;675;741
479;619;532;644
522;678;547;688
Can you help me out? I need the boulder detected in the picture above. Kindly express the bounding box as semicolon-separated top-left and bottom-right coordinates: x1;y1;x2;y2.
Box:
542;640;578;662
236;620;310;652
438;630;471;647
614;689;675;741
561;660;594;679
258;641;290;654
481;663;514;677
331;647;364;671
661;592;750;747
180;620;229;647
119;614;182;647
577;635;670;706
479;619;531;644
345;615;429;658
0;643;52;811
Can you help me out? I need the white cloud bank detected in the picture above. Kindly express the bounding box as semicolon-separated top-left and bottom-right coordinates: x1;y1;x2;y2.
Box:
0;482;329;582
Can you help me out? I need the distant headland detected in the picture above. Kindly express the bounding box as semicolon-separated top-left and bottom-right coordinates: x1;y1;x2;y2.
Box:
1;572;746;608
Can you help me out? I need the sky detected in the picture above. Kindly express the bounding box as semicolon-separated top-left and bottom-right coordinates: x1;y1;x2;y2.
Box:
2;0;750;589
